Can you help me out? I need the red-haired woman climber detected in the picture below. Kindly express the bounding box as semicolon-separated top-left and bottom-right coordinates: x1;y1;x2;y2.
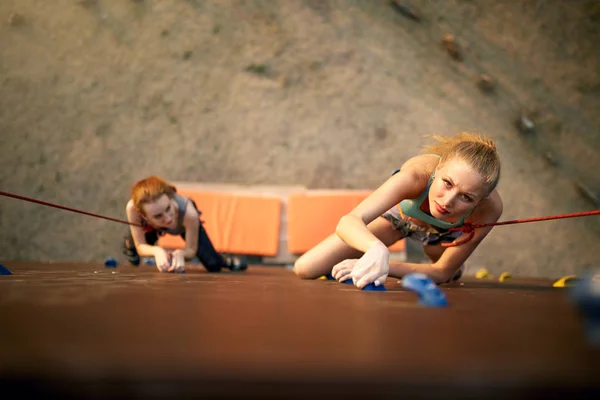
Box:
122;176;247;273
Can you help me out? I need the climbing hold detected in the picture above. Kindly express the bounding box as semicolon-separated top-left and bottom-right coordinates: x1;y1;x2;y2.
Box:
570;273;600;346
338;277;386;291
0;264;12;275
476;74;495;93
402;273;448;307
515;114;535;135
553;275;579;288
363;282;387;291
389;1;421;22
104;257;118;268
143;258;156;266
442;33;463;61
499;272;511;282
475;268;490;279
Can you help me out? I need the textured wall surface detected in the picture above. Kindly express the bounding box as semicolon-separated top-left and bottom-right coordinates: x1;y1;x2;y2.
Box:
1;0;599;277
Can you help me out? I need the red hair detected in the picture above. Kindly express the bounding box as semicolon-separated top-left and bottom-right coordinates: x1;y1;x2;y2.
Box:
131;176;177;215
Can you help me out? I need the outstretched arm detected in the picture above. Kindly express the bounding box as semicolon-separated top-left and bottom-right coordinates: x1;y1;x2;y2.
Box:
180;202;201;261
336;166;430;288
336;168;426;252
125;200;172;272
125;201;160;258
168;202;202;272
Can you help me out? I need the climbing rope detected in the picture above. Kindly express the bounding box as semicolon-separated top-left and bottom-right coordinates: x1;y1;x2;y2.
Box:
0;190;142;227
2;190;599;248
442;209;600;247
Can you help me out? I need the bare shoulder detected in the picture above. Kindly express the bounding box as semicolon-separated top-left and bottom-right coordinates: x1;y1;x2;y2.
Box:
182;197;199;221
126;199;134;212
125;199;137;216
125;199;141;223
379;154;438;201
400;154;440;178
469;190;503;224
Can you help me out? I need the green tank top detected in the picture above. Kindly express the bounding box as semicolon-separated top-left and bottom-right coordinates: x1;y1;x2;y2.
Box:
398;173;473;230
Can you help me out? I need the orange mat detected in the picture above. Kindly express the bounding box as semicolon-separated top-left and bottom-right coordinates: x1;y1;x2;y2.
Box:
286;191;406;254
158;189;282;257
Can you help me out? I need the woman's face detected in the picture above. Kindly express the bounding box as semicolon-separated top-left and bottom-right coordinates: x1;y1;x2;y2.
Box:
428;157;488;221
141;194;177;229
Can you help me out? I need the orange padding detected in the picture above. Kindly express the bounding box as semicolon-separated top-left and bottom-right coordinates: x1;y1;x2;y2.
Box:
287;191;406;254
157;189;282;257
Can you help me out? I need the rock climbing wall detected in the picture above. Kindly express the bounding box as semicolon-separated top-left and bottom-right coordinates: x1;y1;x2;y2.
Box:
1;0;599;277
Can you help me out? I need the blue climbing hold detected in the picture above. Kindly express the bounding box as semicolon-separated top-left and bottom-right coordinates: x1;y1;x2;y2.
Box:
143;258;156;266
104;257;118;268
0;264;12;275
570;272;600;346
340;277;386;291
402;273;448;307
363;282;387;291
327;272;387;291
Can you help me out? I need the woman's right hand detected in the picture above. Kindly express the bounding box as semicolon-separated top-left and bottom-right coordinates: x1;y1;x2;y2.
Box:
332;259;358;283
153;247;172;272
350;241;390;289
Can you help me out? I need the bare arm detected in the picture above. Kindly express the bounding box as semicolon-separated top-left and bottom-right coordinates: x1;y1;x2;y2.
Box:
180;201;200;261
125;200;162;258
336;166;427;253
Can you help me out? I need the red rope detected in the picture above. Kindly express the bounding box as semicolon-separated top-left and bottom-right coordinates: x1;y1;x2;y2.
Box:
2;189;599;245
0;190;142;227
442;209;600;247
466;209;600;229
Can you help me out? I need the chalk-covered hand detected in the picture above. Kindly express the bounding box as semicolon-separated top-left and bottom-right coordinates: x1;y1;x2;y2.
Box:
169;250;186;272
350;241;389;289
332;259;358;283
153;247;172;272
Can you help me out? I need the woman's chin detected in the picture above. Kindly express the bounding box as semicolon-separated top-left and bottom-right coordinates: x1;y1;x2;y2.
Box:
431;210;453;221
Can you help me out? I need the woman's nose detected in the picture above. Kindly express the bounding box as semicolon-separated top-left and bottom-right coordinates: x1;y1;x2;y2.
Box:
442;194;454;208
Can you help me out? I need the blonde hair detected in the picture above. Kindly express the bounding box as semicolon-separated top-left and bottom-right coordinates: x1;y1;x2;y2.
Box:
131;176;177;216
421;132;501;193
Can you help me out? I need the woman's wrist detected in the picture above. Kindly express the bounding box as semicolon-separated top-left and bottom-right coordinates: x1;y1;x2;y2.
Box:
367;240;387;251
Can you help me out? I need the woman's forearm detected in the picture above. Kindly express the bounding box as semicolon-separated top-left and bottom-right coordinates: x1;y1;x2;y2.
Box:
388;261;452;284
136;243;161;258
336;215;383;253
181;247;197;261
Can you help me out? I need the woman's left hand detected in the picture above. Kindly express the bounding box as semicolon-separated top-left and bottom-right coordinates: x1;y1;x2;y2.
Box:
350;241;390;289
169;250;186;272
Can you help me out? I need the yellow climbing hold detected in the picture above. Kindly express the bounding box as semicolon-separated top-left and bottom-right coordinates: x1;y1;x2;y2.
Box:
552;275;578;288
317;275;327;280
498;272;511;282
475;268;490;279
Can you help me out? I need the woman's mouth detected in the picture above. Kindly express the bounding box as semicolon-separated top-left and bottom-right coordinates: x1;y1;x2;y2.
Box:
435;202;450;215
